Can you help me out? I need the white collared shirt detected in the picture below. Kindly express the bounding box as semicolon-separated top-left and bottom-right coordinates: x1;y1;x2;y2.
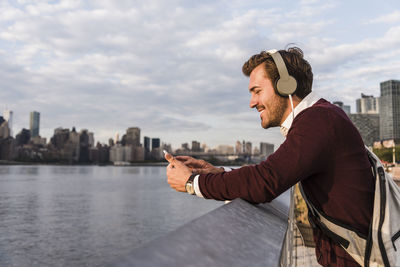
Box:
193;92;322;198
280;91;321;137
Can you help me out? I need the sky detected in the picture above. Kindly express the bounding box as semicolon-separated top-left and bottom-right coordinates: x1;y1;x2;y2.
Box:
0;0;399;150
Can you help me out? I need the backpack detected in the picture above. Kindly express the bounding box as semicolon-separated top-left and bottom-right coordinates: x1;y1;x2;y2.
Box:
299;146;400;266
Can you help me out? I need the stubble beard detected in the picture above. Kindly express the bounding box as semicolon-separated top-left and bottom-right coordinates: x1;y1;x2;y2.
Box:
261;95;287;129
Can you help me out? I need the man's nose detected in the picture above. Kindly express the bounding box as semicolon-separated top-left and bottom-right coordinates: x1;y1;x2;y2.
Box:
249;95;257;109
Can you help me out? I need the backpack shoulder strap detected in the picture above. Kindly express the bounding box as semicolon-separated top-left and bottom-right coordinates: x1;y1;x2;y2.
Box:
298;182;368;265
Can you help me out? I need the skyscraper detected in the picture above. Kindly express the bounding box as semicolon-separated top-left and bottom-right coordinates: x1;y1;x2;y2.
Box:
3;109;13;136
333;101;351;115
356;93;379;114
30;111;40;138
192;140;201;152
349;93;380;146
126;127;140;146
260;142;274;157
379;80;400;140
144;136;150;152
151;138;160;150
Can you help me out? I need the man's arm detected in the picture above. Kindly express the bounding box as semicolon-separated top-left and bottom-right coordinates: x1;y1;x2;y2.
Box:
198;107;334;203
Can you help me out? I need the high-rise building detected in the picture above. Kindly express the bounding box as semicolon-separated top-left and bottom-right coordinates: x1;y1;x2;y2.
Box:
192;140;201;152
181;143;190;151
144;136;151;160
245;141;252;155
3;109;13;136
349;113;380;146
30;111;40;138
349;93;380;146
333;101;351;115
144;136;150;152
0;120;10;139
235;141;242;154
126;127;140;146
260;142;274;157
379;80;400;140
114;132;119;144
356;93;379;114
152;138;160;150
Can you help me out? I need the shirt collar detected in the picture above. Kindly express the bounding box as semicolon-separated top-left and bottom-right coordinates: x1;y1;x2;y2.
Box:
280;91;321;137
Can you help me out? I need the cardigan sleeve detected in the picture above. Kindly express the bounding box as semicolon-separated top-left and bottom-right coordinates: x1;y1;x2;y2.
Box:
198;106;335;204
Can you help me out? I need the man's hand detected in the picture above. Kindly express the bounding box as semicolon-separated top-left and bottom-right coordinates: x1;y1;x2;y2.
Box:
175;156;224;175
165;152;192;192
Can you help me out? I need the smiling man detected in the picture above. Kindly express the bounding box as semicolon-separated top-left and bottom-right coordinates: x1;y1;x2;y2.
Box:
165;47;374;266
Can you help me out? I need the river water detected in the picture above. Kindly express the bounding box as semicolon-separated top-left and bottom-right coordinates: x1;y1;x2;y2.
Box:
0;165;223;266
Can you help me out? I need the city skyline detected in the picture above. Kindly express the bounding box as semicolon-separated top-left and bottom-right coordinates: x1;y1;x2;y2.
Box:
1;108;271;152
1;79;398;150
0;1;399;149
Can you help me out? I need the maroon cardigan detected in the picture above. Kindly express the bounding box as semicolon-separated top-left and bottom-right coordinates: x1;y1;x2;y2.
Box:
198;99;374;266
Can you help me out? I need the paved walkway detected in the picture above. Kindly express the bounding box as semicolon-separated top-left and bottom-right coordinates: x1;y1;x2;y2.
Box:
292;224;320;267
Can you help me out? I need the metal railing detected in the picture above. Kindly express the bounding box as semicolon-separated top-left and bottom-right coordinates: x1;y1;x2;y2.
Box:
111;198;289;267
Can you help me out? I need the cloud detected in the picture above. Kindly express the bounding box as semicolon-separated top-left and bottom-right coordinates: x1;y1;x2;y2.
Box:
1;0;400;149
366;10;400;24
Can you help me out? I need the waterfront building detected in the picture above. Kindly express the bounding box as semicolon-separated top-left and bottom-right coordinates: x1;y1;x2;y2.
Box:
89;143;110;164
379;80;400;140
144;136;151;160
260;142;274;157
245;141;252;155
217;145;234;155
88;132;94;147
3;109;13;137
124;145;133;162
114;132;119;144
30;111;40;138
144;136;150;152
192;140;201;152
51;128;70;149
31;136;46;146
235;141;242;154
110;144;125;163
0;137;16;160
79;130;90;162
0;120;10;139
181;143;190;151
152;138;160;150
356;93;379;114
108;138;114;147
15;129;31;146
126;127;140;146
133;146;145;161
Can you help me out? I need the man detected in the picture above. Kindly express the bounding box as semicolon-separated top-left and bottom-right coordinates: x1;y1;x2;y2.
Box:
166;47;374;266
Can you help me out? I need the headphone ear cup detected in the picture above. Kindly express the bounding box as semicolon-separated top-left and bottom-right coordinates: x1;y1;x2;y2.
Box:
267;50;298;97
276;76;297;97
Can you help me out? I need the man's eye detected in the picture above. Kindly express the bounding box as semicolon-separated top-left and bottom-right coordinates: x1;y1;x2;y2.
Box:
255;90;261;94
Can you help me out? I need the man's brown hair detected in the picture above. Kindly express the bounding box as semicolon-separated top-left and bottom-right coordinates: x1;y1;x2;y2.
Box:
242;47;313;99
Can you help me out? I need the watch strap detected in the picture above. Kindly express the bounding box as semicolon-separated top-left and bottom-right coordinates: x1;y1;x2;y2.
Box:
185;174;196;195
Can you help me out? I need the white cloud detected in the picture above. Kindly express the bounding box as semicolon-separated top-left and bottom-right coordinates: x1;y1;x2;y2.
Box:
1;0;400;149
367;10;400;24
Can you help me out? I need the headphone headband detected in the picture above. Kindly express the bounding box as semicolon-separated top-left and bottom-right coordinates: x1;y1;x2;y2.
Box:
266;49;297;97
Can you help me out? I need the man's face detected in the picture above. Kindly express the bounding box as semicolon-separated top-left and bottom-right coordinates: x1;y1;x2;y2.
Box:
248;64;287;129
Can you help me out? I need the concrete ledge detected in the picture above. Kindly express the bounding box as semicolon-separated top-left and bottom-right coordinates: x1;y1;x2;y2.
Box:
111;198;288;267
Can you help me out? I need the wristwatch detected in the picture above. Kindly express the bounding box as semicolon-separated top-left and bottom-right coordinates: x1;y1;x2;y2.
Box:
185;174;196;195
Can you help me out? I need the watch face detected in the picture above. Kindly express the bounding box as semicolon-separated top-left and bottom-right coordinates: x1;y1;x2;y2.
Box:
186;183;194;194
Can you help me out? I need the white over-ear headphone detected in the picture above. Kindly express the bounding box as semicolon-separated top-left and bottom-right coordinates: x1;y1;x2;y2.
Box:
266;49;297;97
